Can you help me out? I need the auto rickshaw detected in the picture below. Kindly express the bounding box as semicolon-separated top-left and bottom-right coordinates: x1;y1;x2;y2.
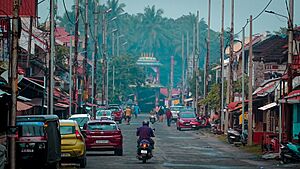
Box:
16;115;61;168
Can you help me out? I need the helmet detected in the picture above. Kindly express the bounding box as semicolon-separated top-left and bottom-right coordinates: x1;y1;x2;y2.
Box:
142;120;149;126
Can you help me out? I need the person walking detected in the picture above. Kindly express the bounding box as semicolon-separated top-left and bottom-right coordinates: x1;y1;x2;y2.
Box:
125;106;132;125
133;104;140;119
165;108;172;127
157;106;164;122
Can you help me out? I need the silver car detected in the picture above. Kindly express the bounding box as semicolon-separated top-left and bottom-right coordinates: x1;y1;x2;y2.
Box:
170;106;184;121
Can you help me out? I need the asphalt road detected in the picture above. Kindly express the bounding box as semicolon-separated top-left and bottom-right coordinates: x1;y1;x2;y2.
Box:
62;114;298;169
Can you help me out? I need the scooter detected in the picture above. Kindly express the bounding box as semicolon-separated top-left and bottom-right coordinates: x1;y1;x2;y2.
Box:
136;139;153;163
227;128;241;144
149;114;156;124
280;133;300;164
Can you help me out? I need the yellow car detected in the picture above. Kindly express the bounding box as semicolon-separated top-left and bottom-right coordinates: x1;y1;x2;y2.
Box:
59;120;87;168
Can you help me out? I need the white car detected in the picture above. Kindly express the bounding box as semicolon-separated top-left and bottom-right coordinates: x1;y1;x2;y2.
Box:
170;106;184;121
96;110;113;120
68;114;91;129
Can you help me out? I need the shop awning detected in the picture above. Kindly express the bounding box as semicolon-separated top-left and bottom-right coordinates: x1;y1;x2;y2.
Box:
184;98;193;102
283;90;300;104
17;101;33;111
54;103;69;109
253;79;280;97
258;102;278;111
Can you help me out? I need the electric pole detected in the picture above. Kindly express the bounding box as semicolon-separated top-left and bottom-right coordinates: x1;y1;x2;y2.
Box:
181;33;185;104
204;1;211;116
9;0;20;168
102;12;107;106
84;0;89;103
69;31;73;117
195;11;199;115
220;0;225;132
248;15;253;146
93;1;99;117
74;0;79;113
26;16;33;68
48;0;55;115
225;0;234;133
169;56;174;107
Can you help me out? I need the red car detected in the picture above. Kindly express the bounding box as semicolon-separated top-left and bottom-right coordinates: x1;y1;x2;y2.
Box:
176;111;200;130
82;120;123;156
108;106;123;123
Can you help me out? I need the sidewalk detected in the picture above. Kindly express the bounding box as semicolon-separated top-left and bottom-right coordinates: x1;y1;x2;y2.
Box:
195;128;300;169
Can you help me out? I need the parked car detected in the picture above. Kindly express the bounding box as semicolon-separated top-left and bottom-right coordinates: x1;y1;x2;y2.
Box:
68;114;91;129
59;120;87;168
81;120;123;156
16;115;61;169
96;110;113;120
176;111;200;131
107;106;123;123
170;105;184;121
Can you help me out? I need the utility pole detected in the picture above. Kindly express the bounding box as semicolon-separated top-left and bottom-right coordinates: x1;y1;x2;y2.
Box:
220;0;225;132
195;11;199;115
74;0;79;113
204;1;211;116
169;56;174;107
248;15;253;146
93;1;99;117
192;24;196;111
26;16;33;68
102;12;107;106
84;0;89;103
9;0;20;168
48;0;55;115
112;65;115;99
242;26;245;133
225;0;234;133
287;0;294;140
181;33;185;104
69;32;73;117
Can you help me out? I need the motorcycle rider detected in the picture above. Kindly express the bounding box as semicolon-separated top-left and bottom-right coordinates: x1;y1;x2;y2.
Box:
136;120;155;149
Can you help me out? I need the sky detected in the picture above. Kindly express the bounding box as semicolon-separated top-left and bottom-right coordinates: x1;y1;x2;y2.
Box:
39;0;300;35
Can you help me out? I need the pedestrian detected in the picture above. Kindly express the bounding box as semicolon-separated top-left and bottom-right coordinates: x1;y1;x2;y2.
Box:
158;106;164;122
133;104;140;119
165;108;172;127
125;106;132;125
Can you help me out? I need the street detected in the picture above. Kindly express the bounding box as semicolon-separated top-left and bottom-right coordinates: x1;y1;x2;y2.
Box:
61;114;296;169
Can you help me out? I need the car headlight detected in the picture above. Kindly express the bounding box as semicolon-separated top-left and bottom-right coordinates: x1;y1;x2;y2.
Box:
179;119;184;123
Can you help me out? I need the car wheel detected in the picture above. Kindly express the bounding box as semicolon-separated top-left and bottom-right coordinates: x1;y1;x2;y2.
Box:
178;127;181;131
79;156;87;168
115;148;123;156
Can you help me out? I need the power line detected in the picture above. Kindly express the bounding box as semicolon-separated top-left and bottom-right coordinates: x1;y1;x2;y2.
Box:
253;0;273;21
62;0;78;25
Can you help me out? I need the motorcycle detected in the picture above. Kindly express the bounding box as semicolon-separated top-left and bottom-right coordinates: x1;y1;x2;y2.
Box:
227;128;241;144
280;133;300;164
149;114;156;124
136;139;153;163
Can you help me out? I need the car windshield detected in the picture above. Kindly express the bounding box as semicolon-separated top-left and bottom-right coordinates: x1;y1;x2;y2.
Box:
108;107;119;112
87;122;117;131
96;111;112;116
171;107;183;111
69;117;89;127
180;113;196;118
17;122;45;137
60;126;75;135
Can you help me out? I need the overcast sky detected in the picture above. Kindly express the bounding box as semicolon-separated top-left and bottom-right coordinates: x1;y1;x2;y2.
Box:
39;0;300;35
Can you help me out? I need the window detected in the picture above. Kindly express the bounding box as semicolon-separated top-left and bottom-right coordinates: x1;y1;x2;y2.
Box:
17;122;45;137
60;126;75;135
88;122;117;131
